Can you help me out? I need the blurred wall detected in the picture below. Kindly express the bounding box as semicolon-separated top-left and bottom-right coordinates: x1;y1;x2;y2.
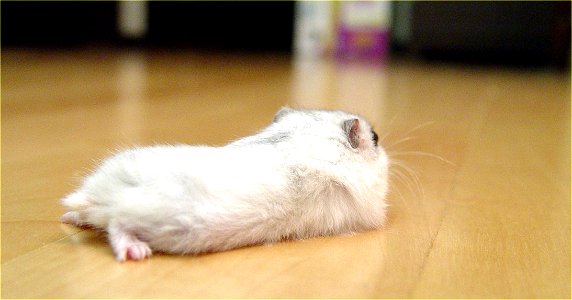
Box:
1;1;294;52
2;1;117;47
2;1;569;68
408;2;570;67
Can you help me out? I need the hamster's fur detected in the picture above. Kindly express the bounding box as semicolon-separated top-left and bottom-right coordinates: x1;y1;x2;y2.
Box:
61;108;389;261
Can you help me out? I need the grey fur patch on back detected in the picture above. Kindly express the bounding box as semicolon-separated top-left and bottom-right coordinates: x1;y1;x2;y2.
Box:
232;130;291;146
254;131;291;144
273;107;295;123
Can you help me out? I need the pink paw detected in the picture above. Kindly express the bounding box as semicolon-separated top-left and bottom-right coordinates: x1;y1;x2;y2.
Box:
125;242;152;261
61;211;81;225
113;240;153;262
108;222;152;262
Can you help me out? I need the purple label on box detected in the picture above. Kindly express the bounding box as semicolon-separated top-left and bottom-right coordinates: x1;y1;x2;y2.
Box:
336;26;390;59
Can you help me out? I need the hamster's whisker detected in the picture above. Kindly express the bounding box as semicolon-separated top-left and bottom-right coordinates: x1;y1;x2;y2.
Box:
389;159;425;202
381;112;400;137
379;130;392;144
401;121;436;138
389;151;455;167
387;176;407;205
379;112;403;143
388;169;419;207
389;166;419;204
380;119;432;145
384;135;419;150
387;168;412;204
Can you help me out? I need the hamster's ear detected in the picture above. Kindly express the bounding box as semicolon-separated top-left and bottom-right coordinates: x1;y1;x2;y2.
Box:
273;106;294;123
343;119;360;149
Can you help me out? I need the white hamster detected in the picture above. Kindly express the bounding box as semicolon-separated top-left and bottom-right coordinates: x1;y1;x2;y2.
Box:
61;107;389;262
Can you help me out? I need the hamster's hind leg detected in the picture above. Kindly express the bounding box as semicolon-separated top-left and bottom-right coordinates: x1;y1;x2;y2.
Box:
60;192;94;228
107;221;152;262
61;211;81;224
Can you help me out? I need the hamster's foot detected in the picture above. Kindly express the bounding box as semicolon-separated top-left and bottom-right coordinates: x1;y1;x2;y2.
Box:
61;211;81;225
61;211;93;229
125;241;152;261
108;222;152;262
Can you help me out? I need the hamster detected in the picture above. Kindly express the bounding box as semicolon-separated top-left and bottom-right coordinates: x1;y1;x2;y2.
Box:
61;107;389;262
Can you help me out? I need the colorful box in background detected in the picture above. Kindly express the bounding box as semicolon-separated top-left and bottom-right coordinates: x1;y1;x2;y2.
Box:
294;1;391;61
336;1;391;60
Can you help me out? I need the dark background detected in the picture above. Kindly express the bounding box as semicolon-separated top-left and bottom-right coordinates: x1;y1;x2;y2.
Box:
2;1;570;68
1;1;295;51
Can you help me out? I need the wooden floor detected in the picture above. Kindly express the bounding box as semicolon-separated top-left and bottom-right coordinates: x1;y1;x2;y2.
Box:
2;48;570;298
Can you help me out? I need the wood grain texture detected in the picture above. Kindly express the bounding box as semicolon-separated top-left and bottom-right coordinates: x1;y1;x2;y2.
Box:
2;49;570;298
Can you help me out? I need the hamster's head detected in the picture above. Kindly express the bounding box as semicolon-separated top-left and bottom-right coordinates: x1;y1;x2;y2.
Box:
272;107;390;229
272;107;386;161
272;107;389;187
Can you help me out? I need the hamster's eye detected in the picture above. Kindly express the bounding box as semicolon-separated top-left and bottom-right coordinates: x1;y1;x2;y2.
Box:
371;130;379;147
